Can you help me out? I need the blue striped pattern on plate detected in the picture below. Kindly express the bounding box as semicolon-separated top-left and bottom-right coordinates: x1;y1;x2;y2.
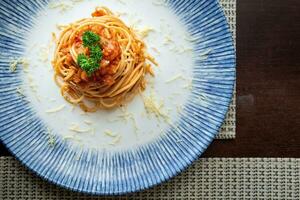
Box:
0;0;235;195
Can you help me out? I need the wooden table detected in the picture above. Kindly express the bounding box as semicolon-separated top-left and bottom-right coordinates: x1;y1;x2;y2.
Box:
1;0;300;157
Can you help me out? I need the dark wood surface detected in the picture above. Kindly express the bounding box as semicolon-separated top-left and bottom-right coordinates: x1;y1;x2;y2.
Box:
1;0;300;157
204;0;300;157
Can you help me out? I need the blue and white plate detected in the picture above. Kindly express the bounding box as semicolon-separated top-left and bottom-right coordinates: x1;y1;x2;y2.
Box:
0;0;235;195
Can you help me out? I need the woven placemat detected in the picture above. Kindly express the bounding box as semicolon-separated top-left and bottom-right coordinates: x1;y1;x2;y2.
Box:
1;157;299;199
216;0;236;139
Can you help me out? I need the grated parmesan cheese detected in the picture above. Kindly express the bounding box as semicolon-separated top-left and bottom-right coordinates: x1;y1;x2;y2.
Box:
117;108;139;133
63;135;82;143
152;0;168;7
131;116;138;134
176;104;183;113
16;87;25;97
129;18;142;29
91;127;95;135
183;79;193;90
109;135;122;146
69;123;91;133
84;120;93;125
27;74;38;93
48;1;73;13
184;33;198;42
142;90;169;121
46;104;65;113
106;118;121;123
63;135;74;140
104;130;118;138
9;57;29;72
165;74;184;83
179;47;193;53
20;58;30;72
137;27;154;39
115;11;128;17
38;46;49;63
117;112;131;123
75;145;84;161
199;49;212;60
47;128;55;147
163;35;173;45
9;60;18;72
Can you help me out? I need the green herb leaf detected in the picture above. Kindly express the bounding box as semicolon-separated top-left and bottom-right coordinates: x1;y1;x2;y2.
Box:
89;45;103;62
77;54;89;69
77;31;103;76
77;54;98;76
82;31;100;47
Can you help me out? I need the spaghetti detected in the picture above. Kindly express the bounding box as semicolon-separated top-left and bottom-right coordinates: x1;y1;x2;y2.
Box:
52;7;157;112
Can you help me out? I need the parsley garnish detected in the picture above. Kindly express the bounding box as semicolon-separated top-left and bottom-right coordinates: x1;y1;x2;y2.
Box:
89;45;102;61
77;31;102;76
82;31;100;47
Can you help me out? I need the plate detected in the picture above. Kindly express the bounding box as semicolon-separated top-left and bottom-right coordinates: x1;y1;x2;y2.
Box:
0;0;235;195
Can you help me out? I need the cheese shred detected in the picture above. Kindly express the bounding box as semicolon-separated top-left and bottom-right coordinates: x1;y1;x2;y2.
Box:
9;57;29;72
47;128;55;147
109;135;122;145
165;74;184;83
46;104;66;113
104;130;118;137
69;123;91;133
142;91;169;121
138;27;154;38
